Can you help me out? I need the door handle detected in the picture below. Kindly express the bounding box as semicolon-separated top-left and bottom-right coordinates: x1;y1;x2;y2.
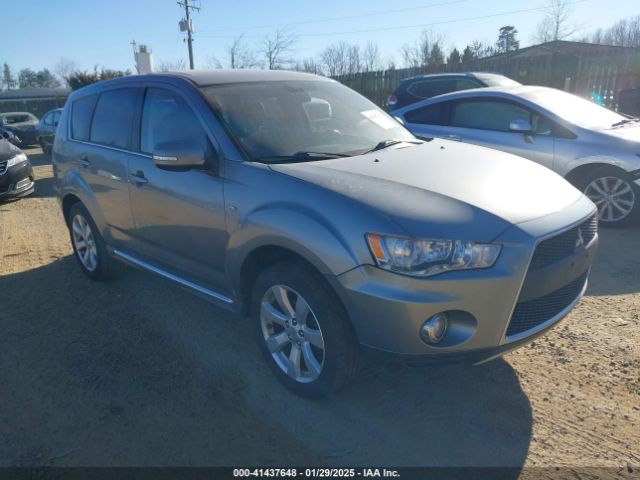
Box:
129;171;148;186
445;134;462;142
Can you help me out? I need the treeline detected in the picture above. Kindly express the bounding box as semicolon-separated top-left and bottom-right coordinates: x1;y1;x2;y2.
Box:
1;60;130;91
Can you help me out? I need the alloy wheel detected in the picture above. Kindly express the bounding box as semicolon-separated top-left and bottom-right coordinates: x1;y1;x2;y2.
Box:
260;285;325;383
584;176;636;223
71;214;98;272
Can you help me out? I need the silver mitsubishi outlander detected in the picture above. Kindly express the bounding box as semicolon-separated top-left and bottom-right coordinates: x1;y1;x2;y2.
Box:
53;70;598;396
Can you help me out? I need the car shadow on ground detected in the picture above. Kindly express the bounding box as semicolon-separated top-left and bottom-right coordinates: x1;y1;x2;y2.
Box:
0;256;532;471
588;225;640;296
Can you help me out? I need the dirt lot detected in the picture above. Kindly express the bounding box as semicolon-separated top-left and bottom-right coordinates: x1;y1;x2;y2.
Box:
1;147;639;471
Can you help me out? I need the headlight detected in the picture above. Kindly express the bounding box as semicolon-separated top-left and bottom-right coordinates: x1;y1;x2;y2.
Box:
6;153;28;168
366;233;501;277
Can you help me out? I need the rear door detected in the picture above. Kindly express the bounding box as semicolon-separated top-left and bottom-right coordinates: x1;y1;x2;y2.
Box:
69;88;140;245
126;85;228;292
400;101;452;141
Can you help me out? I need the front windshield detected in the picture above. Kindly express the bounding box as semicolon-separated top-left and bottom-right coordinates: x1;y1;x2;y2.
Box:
201;80;415;161
528;89;627;130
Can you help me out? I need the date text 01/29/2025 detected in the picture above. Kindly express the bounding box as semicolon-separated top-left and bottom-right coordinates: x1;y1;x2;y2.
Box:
233;468;400;478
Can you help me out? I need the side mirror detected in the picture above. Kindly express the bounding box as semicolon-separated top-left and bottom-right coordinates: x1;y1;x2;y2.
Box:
509;119;533;134
152;138;206;170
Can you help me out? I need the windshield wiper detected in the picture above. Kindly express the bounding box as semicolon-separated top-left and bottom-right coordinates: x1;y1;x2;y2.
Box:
254;151;351;164
611;117;640;127
362;139;423;154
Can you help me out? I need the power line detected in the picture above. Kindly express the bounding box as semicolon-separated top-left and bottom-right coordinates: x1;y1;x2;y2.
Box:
177;0;200;69
198;0;589;39
198;0;469;33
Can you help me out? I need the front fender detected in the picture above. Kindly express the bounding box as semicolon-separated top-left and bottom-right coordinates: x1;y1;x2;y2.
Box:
226;205;365;296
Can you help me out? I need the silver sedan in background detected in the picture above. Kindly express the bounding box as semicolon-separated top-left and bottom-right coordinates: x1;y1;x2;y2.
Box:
394;86;640;227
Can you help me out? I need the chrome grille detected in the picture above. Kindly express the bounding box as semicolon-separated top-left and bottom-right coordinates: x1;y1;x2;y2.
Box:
506;271;588;337
529;215;598;270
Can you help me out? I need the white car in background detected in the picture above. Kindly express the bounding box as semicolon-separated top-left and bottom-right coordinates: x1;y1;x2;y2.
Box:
394;86;640;227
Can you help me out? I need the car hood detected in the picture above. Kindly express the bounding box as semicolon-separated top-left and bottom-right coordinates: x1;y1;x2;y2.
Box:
598;123;640;142
269;140;583;241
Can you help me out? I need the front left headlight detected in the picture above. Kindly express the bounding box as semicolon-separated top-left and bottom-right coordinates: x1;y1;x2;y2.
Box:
366;233;501;277
6;153;28;168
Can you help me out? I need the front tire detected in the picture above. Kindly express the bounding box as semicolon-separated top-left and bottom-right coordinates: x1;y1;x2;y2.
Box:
67;203;116;280
578;167;640;228
251;261;360;397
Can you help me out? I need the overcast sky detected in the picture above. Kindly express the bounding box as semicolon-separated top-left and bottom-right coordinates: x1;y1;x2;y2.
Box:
3;0;637;74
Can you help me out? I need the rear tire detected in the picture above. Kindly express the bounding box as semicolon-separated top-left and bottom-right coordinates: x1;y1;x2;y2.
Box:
577;166;640;228
251;261;360;397
67;203;116;280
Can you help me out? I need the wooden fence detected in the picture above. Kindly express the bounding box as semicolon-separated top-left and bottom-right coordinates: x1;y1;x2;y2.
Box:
334;50;640;111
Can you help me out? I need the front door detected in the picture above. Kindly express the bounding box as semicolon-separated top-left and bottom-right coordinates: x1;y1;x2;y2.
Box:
127;87;228;292
445;98;556;170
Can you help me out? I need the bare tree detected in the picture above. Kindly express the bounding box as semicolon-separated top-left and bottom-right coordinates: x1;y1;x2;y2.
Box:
469;40;493;59
346;44;361;75
227;34;260;69
582;15;640;47
399;29;444;67
362;41;381;72
533;0;578;43
157;58;187;72
293;57;323;74
262;29;296;70
53;58;78;85
602;16;640;47
320;42;348;76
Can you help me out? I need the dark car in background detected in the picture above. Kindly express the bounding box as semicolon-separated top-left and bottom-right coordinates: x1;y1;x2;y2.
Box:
0;139;34;200
386;72;521;111
37;108;62;154
0;126;22;146
0;112;39;146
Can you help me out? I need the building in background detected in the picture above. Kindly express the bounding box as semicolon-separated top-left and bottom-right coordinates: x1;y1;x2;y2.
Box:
0;87;70;117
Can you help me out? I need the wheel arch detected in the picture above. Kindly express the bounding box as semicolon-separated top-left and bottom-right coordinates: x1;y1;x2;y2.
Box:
564;162;632;187
60;171;107;234
236;242;361;345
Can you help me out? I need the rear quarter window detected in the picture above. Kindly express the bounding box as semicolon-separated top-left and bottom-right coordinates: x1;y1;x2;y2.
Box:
71;94;98;141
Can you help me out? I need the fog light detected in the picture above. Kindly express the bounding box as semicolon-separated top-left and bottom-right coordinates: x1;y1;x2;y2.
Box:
421;313;448;344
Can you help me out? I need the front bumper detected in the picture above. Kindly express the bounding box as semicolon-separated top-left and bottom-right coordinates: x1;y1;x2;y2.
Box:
334;195;597;358
0;160;35;199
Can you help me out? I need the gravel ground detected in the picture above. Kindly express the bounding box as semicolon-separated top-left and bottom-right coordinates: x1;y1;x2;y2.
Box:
0;147;638;472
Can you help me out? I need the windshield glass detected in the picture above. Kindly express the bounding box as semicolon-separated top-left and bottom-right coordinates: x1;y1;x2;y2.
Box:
201;80;414;162
527;89;627;129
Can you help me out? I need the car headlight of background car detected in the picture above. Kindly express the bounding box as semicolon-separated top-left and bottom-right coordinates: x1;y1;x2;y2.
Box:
366;233;501;277
5;153;28;169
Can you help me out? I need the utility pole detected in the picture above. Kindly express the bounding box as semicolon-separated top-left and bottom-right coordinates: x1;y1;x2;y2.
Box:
177;0;199;69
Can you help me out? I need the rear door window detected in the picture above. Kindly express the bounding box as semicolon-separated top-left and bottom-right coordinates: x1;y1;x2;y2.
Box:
90;88;138;149
71;94;98;141
404;102;448;125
